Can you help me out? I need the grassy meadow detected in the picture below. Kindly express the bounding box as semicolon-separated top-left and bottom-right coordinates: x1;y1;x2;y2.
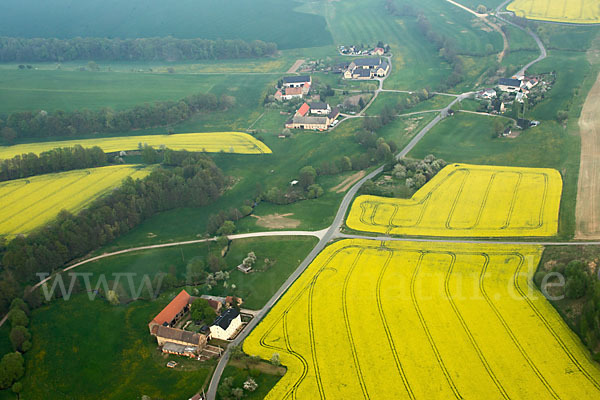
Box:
19;294;214;400
4;235;316;399
0;0;332;49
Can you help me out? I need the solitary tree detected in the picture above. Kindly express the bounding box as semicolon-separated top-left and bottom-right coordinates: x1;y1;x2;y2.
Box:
270;353;281;366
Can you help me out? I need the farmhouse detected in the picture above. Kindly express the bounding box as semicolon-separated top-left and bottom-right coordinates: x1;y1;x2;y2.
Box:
148;289;191;332
283;75;311;89
285;105;339;130
281;87;304;100
153;325;207;348
210;308;243;340
309;102;331;115
344;58;389;80
498;78;522;93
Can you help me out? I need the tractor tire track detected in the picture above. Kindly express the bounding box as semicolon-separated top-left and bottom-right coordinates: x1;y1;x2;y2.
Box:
443;252;510;399
410;252;462;399
375;248;415;399
514;255;600;392
479;253;560;399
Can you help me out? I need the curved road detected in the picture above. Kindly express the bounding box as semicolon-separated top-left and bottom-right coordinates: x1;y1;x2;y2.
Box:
207;3;553;397
494;0;547;76
205;89;471;399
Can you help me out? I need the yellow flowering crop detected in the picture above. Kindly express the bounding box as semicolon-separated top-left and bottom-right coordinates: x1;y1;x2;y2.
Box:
347;163;562;237
244;239;600;399
507;0;600;24
0;132;271;160
0;165;150;236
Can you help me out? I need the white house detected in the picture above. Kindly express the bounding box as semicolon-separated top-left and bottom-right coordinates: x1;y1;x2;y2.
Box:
309;102;331;115
282;75;311;89
209;308;242;340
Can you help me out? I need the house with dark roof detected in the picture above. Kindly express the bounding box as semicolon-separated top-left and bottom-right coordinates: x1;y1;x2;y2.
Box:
344;57;388;80
282;75;311;88
309;102;331;115
210;308;242;340
498;78;522;93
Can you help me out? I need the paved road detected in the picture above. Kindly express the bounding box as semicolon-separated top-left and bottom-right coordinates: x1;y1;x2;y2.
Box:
493;0;547;76
338;233;600;246
205;84;472;400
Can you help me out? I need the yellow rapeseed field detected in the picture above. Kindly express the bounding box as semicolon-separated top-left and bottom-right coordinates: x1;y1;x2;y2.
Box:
0;132;271;160
347;163;562;237
507;0;600;24
0;165;150;236
244;239;600;399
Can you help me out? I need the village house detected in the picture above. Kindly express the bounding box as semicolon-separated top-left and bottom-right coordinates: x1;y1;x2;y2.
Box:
309;102;331;115
210;308;243;340
285;102;339;130
148;290;208;356
515;92;527;103
344;58;389;80
283;75;311;89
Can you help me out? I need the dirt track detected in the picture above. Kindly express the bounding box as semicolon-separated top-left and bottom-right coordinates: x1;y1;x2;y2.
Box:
575;72;600;239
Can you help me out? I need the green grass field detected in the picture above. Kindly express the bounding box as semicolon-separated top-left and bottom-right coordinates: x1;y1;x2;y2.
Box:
2;235;315;398
365;92;455;116
19;294;214;400
216;364;282;400
77;236;317;310
0;69;274;116
0;0;332;50
97;113;432;250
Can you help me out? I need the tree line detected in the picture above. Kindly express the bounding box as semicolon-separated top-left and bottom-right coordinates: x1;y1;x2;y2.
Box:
0;91;234;141
0;145;107;181
0;37;277;62
0;151;227;315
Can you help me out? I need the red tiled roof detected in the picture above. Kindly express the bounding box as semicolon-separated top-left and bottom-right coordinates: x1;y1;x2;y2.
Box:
285;87;303;96
205;299;222;312
297;102;310;116
151;290;191;326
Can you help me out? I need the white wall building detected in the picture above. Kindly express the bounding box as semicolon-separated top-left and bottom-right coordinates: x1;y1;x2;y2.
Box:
209;308;242;340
